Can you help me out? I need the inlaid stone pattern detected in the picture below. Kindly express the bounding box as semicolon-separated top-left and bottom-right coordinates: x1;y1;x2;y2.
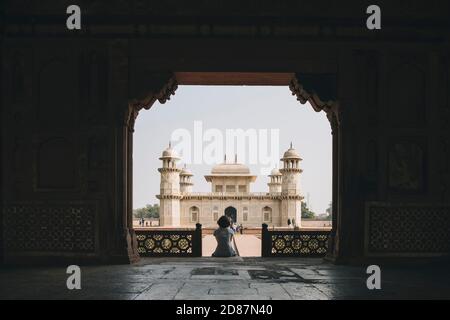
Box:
366;203;450;255
135;231;195;256
269;232;329;256
3;203;96;253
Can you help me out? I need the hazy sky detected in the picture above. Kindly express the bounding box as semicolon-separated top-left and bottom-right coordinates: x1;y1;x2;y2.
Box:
133;86;332;214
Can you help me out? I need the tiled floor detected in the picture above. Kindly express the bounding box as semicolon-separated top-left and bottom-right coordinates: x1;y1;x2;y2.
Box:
1;257;450;300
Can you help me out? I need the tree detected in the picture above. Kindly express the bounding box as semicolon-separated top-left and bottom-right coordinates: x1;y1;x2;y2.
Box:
325;201;332;220
301;201;315;219
133;204;160;219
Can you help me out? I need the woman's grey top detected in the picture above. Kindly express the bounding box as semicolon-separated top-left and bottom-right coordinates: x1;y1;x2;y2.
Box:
212;227;236;257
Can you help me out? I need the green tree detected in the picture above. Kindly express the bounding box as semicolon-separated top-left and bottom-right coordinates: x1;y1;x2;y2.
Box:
324;201;332;220
326;201;332;215
133;204;160;219
301;201;315;219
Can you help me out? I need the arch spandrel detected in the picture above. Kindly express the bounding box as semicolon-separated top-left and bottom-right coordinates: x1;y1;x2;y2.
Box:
289;73;340;132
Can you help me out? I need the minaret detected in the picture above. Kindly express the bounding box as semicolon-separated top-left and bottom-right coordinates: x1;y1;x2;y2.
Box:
280;143;303;227
268;167;282;194
180;164;194;194
156;142;182;227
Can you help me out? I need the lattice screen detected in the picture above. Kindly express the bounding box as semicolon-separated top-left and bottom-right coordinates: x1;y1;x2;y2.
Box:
366;203;450;255
3;202;97;253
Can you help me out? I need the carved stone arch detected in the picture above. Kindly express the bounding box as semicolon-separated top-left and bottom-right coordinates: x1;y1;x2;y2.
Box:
289;73;340;133
262;206;273;223
190;206;200;223
126;73;178;132
116;72;178;263
289;72;340;258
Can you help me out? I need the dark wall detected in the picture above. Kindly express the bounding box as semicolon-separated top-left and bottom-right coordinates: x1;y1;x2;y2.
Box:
1;0;449;264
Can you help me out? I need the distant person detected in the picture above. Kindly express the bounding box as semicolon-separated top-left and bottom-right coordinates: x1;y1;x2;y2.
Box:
239;224;243;235
138;220;141;226
287;218;291;227
212;215;237;257
292;218;296;227
146;222;149;227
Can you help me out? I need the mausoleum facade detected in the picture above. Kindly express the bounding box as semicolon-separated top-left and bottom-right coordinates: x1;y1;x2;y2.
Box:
157;144;304;228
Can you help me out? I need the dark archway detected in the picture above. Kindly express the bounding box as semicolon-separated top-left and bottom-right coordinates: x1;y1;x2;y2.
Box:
125;72;339;262
225;206;237;223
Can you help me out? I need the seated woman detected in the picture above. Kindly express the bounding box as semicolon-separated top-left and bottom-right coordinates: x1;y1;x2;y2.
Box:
212;215;237;257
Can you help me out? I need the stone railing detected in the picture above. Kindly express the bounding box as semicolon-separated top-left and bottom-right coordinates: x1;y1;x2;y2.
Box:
135;223;202;257
261;224;330;257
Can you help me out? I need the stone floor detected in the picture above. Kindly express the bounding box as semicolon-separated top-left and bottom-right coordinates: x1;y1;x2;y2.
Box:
1;257;450;300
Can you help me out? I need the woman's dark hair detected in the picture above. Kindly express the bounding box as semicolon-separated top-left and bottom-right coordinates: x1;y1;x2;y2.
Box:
217;215;231;228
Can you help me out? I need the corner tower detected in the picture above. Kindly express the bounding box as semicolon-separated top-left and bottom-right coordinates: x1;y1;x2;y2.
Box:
156;143;182;226
280;143;304;227
268;168;282;194
180;164;194;194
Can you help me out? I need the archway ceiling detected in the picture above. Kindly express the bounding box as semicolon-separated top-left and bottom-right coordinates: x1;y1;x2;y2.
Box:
175;72;294;86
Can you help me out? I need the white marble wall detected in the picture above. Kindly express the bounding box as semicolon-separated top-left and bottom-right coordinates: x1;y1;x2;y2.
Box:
180;198;282;228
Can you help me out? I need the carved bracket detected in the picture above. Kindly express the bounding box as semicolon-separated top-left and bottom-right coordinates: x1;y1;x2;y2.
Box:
126;74;178;131
289;73;341;133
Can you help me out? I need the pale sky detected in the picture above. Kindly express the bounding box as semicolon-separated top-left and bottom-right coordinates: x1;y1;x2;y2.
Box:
133;86;332;214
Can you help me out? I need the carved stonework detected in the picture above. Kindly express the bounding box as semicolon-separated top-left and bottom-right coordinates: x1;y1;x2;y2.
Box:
388;139;426;194
290;74;341;131
326;108;340;135
365;202;450;256
3;202;98;254
127;74;178;131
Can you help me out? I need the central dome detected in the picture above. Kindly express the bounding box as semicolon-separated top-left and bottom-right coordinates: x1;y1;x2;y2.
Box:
211;163;250;175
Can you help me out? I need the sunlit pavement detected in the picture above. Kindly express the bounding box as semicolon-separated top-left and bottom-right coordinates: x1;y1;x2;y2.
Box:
202;234;261;257
1;258;450;300
202;235;218;257
233;235;261;257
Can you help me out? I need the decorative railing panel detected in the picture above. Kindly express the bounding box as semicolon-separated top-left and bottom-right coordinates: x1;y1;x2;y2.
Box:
365;202;450;256
135;223;202;257
3;202;97;253
261;224;330;257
